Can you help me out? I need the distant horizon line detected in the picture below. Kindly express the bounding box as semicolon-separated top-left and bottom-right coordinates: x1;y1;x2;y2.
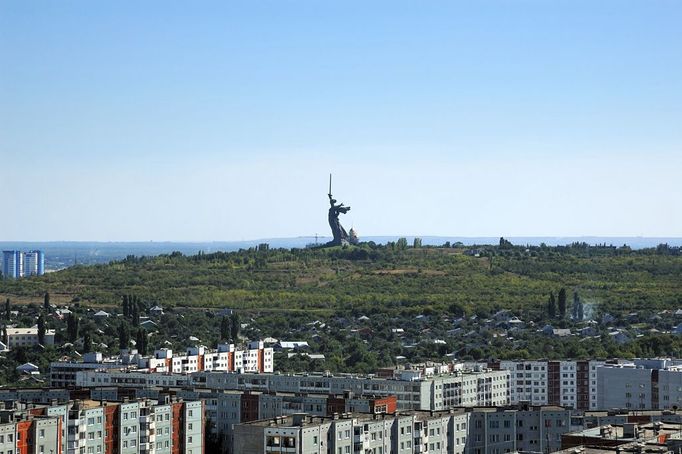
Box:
2;235;682;244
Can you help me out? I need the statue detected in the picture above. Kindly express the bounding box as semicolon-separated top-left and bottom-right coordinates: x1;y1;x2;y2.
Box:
326;174;351;246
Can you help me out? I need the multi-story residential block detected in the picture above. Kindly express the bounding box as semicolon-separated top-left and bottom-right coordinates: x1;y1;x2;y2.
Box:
490;360;605;409
23;250;45;277
233;405;577;454
51;341;273;387
0;397;203;454
148;341;273;374
596;361;682;410
0;407;62;454
2;250;23;279
74;368;509;412
2;250;44;279
191;368;510;411
5;326;56;349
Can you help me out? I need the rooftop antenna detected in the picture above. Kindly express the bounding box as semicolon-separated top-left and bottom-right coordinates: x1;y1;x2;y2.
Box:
328;173;333;198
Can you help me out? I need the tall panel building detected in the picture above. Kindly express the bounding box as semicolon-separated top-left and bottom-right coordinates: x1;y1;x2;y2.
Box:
2;250;23;279
2;249;45;279
23;250;45;276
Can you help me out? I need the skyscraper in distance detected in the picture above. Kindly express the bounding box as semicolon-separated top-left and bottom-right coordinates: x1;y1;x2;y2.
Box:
23;250;45;276
2;250;23;279
2;250;45;279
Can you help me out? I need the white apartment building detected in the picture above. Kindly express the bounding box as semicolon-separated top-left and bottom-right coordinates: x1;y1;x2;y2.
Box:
146;341;273;374
5;326;55;348
493;360;605;409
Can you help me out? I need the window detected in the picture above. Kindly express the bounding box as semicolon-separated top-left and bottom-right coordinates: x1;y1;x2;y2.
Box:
39;429;45;438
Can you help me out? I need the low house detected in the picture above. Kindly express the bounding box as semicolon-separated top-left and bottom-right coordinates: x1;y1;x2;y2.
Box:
608;330;631;344
275;341;309;350
16;362;40;375
53;308;72;320
577;326;598;337
139;320;158;330
149;305;164;316
552;328;572;337
93;310;110;320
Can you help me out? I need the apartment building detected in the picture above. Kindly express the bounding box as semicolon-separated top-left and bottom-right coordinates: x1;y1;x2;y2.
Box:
1;250;44;279
0;397;203;454
489;360;605;409
233;405;578;454
0;407;62;454
51;341;273;387
192;368;510;411
5;327;55;349
147;341;273;374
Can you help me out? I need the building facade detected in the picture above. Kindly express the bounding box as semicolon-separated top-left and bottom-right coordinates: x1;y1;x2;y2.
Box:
2;250;45;279
191;368;510;411
5;327;56;349
490;360;605;409
2;250;23;279
0;397;203;454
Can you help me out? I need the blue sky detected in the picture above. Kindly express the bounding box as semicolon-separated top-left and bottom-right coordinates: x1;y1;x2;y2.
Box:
1;1;681;241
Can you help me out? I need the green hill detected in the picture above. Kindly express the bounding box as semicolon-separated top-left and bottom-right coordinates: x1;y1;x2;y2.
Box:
2;242;681;318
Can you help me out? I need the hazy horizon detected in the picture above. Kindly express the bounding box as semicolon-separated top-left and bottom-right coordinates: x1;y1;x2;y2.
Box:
3;1;680;241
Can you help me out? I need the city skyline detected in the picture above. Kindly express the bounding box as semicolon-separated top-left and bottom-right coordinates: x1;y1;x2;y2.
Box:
2;1;681;241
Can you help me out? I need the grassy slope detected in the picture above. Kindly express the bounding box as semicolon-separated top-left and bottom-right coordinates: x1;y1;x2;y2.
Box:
1;246;681;319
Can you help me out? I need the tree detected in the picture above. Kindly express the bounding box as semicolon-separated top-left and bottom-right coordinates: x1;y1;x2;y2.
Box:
131;304;140;325
5;298;10;320
37;315;46;344
122;295;129;318
558;288;567;318
136;329;147;355
413;238;422;248
118;324;130;351
43;292;50;311
83;330;92;353
230;313;240;341
67;314;79;342
572;291;584;321
547;292;557;319
220;316;231;341
396;238;408;250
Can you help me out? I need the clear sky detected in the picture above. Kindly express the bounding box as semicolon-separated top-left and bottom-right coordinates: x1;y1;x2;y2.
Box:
1;1;681;241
